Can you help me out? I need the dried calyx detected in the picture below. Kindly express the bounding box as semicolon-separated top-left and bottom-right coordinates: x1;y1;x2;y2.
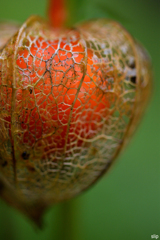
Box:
0;16;151;226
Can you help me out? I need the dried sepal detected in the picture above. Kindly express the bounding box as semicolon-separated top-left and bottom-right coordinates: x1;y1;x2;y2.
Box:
0;16;152;225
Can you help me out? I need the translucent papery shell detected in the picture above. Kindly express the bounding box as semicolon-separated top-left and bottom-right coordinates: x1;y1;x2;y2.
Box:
0;16;151;225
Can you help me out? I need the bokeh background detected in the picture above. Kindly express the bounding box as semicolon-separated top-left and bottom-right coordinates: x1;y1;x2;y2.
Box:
0;0;159;239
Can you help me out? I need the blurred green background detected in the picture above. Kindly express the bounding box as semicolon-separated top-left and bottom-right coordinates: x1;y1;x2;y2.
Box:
0;0;159;239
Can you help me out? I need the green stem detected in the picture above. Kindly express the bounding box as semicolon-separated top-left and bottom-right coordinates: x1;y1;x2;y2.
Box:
59;199;80;240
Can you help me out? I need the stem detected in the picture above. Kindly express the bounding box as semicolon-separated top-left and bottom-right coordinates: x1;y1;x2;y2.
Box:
58;199;80;240
47;0;67;28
